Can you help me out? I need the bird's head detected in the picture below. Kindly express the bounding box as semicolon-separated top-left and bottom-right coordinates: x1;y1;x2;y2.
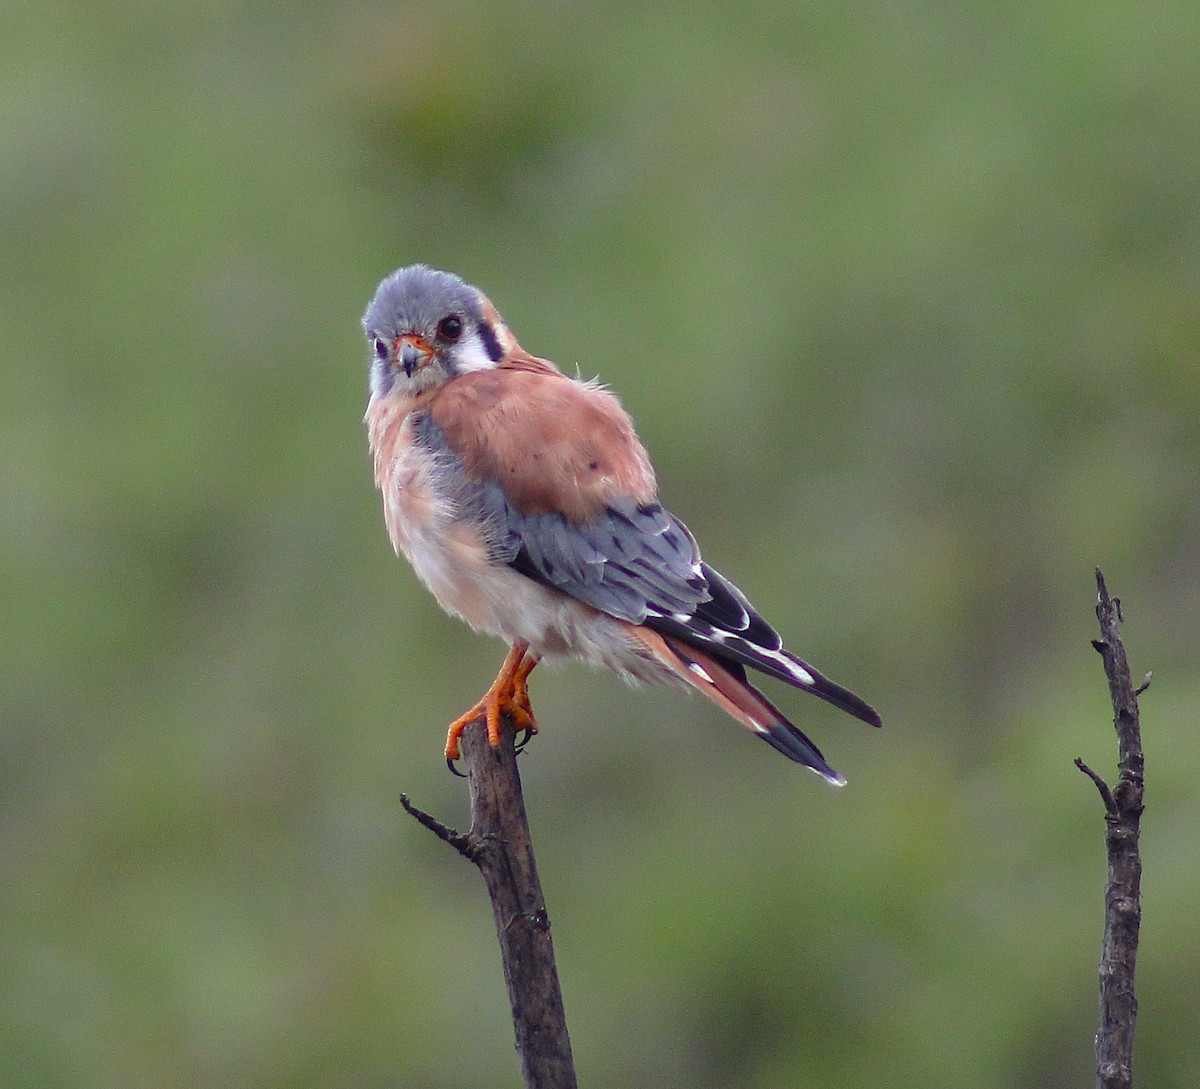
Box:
362;265;514;401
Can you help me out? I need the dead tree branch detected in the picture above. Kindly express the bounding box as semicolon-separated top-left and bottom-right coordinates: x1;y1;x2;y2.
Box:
402;718;577;1089
1077;568;1145;1089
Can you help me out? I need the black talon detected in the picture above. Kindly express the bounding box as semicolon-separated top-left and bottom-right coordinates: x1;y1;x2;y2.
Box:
446;756;467;777
514;727;535;754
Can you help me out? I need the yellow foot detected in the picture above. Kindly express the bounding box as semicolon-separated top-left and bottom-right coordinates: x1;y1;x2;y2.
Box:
445;644;541;763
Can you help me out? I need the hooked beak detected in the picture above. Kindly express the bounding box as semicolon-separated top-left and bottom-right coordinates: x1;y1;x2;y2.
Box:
396;334;434;377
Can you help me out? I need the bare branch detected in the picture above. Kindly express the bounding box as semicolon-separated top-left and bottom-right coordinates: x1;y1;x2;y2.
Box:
402;717;577;1089
399;793;474;859
1083;568;1146;1089
1074;758;1117;816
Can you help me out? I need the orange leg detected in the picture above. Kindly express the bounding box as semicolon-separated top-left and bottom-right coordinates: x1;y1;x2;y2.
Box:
509;650;540;733
444;643;541;763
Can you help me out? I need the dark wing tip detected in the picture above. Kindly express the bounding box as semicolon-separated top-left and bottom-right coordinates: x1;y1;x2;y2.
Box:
795;658;883;729
668;562;881;730
806;666;883;729
731;670;847;785
755;718;847;786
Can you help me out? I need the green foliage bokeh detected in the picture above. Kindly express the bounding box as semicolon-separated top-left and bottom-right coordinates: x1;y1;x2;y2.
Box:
3;3;1198;1087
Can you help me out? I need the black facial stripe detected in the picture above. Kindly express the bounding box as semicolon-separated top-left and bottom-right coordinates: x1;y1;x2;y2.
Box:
477;320;504;362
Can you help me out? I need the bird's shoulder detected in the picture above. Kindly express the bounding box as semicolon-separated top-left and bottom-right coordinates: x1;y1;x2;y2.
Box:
423;362;657;522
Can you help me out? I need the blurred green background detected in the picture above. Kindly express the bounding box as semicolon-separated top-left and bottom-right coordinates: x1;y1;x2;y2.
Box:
3;2;1198;1086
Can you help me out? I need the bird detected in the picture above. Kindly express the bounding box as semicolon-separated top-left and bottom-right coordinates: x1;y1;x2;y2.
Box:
362;265;881;785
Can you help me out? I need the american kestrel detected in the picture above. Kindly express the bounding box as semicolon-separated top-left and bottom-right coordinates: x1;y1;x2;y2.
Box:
363;266;881;785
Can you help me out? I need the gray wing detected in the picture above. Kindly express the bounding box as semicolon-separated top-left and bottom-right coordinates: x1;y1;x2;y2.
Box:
480;469;883;728
500;495;710;623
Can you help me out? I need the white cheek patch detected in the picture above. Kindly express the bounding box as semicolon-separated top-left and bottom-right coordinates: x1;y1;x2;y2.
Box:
450;333;500;374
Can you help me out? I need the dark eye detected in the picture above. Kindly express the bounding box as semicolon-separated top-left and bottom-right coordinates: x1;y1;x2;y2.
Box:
372;335;389;361
437;315;463;341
